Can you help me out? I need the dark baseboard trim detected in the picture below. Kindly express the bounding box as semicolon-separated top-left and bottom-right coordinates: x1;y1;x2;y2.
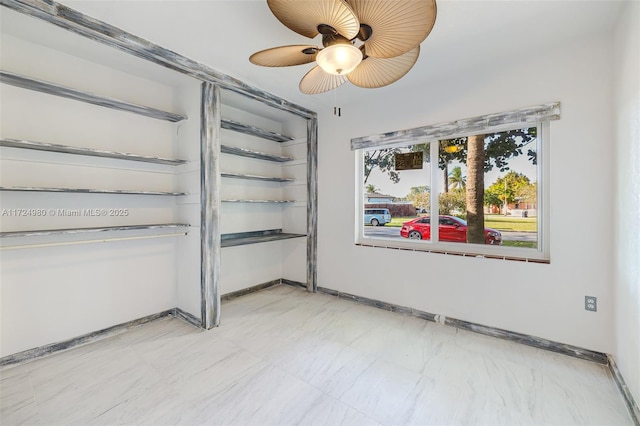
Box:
0;309;175;368
444;317;607;364
608;354;640;425
281;278;308;290
173;307;202;329
221;279;282;302
316;286;608;364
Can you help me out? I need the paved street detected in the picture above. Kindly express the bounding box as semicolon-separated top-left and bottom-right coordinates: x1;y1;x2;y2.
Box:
364;226;537;242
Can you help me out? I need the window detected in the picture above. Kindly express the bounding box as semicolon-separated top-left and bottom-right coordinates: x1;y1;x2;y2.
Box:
353;103;558;262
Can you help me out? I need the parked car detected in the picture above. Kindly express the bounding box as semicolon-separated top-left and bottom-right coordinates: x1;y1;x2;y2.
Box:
364;208;391;226
400;215;502;245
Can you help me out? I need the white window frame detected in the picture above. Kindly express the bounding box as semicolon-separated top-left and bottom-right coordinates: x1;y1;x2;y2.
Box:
353;103;557;263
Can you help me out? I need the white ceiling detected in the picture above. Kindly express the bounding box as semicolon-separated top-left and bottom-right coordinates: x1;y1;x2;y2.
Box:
28;0;630;111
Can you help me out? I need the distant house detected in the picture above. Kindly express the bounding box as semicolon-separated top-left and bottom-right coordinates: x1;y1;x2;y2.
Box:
364;192;416;217
365;192;395;204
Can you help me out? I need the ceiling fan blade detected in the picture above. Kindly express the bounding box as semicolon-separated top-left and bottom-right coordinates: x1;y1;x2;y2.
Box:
250;45;319;67
299;65;348;94
347;0;436;58
267;0;360;40
347;46;420;88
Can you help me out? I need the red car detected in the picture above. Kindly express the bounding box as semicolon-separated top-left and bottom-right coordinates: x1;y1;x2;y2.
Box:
400;215;502;245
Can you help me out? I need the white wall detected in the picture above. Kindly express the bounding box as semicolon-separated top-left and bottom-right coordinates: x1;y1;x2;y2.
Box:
613;0;640;406
317;30;617;352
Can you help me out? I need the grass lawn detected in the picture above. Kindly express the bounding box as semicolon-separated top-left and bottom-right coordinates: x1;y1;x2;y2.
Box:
484;215;537;232
387;214;537;233
502;240;538;248
387;217;416;227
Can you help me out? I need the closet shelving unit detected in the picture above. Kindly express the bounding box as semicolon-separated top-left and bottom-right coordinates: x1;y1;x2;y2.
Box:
1;0;317;338
219;106;306;248
0;70;190;243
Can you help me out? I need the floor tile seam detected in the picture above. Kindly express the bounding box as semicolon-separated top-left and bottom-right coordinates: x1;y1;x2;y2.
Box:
29;364;163;416
137;333;249;383
0;375;38;418
24;370;38;411
257;355;383;426
330;364;419;426
24;337;135;400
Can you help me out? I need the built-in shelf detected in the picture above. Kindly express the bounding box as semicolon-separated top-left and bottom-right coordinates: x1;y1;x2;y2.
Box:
0;187;187;196
222;199;295;203
220;145;293;163
221;118;293;143
0;138;188;165
221;229;306;248
221;172;293;183
1;224;190;238
0;71;187;123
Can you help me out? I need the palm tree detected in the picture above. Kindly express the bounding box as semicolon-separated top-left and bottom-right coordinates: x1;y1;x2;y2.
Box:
465;135;485;244
448;166;466;191
365;184;379;194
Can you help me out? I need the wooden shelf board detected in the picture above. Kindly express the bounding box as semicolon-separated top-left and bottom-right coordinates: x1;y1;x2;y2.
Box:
221;118;293;143
221;199;295;203
221;172;293;183
220;145;293;162
221;229;306;247
0;187;187;196
0;138;187;165
0;71;187;122
1;223;190;238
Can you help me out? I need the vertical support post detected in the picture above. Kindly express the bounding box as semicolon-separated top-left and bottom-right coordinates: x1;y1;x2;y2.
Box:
201;82;221;328
307;116;318;292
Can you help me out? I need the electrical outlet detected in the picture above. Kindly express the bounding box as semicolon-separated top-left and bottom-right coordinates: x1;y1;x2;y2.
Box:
585;296;597;312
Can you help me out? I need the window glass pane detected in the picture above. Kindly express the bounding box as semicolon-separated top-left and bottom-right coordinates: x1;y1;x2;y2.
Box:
363;144;431;240
436;127;538;248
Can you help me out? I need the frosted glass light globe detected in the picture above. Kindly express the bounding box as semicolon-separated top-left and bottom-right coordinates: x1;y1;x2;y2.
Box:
316;44;363;75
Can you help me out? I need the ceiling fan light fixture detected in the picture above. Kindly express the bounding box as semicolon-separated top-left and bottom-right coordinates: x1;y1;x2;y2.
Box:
443;143;462;154
316;43;363;75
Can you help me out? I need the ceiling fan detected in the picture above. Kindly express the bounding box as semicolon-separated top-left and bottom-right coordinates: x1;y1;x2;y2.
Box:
250;0;437;94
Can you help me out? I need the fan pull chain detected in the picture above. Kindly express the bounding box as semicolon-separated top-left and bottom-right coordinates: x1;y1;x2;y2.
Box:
333;86;341;117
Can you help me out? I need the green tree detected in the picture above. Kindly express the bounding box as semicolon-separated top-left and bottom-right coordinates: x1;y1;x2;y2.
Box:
438;191;466;216
517;182;537;207
486;171;533;214
484;187;503;210
407;186;430;196
448;166;466;191
365;184;379;194
412;192;431;212
364;148;400;184
406;186;431;212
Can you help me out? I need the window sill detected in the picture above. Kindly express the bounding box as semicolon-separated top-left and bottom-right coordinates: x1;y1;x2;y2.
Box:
355;240;550;264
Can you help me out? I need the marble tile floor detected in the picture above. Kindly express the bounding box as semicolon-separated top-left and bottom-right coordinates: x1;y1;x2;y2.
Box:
0;284;633;426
